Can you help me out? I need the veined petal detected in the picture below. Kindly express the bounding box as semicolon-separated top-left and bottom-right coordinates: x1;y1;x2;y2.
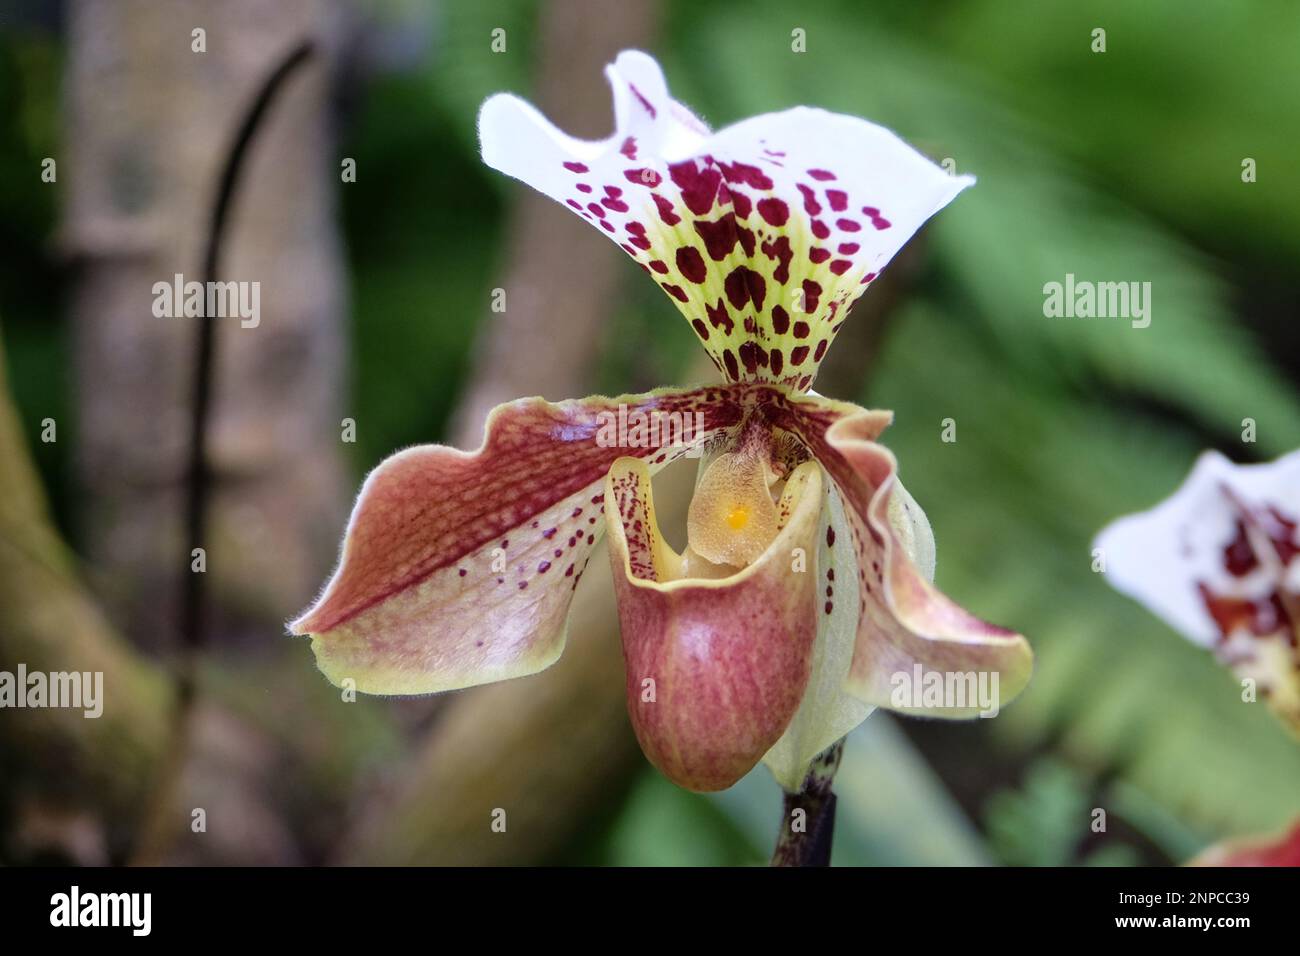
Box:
479;50;971;390
762;479;871;791
605;453;824;792
763;393;1033;718
290;386;748;695
762;470;939;790
1094;449;1300;736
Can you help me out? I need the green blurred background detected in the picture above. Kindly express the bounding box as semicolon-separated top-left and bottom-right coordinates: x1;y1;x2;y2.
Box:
2;0;1298;865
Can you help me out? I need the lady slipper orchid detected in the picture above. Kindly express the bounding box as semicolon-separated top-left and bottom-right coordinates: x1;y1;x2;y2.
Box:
1095;449;1300;736
291;50;1033;793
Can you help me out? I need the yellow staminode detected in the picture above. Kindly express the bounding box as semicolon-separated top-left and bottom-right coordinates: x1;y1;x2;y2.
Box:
688;445;781;568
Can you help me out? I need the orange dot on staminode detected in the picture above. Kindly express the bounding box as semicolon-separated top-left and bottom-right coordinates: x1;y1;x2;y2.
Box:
726;506;750;530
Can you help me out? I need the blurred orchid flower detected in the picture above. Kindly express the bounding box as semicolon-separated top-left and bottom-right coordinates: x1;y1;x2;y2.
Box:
1095;449;1300;737
291;51;1032;793
1190;819;1300;867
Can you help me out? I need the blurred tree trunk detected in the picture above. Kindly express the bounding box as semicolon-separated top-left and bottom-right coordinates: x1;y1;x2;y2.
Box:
342;0;663;865
60;0;351;648
0;327;170;862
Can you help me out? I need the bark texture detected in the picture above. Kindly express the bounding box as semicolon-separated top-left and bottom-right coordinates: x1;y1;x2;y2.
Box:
61;0;351;647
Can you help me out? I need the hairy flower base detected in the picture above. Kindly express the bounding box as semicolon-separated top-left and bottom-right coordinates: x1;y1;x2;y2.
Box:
292;382;1032;792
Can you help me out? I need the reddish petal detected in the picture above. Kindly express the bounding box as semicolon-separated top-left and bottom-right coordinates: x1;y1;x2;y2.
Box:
1191;819;1300;866
605;455;825;791
291;386;746;694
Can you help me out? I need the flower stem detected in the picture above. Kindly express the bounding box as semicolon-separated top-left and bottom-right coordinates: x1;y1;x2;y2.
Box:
770;739;844;867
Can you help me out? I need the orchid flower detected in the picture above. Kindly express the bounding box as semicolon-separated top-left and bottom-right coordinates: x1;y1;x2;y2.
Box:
1094;449;1300;737
1190;819;1300;867
290;51;1032;794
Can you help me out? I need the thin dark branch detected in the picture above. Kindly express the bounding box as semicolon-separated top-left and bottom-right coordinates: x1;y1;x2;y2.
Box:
180;38;315;692
130;40;315;866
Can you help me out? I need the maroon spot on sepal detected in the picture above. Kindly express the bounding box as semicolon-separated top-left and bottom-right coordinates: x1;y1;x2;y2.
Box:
563;161;589;173
691;318;710;340
628;83;657;117
810;219;830;240
620;136;638;159
790;345;810;365
792;320;810;338
760;235;793;284
838;242;859;254
601;187;629;213
576;183;592;194
829;259;852;275
676;246;708;283
757;197;790;226
738;341;770;375
730;189;753;219
587;202;607;219
802;279;822;312
728;267;759;308
814;340;829;361
743;269;759;310
836;218;861;232
649;259;669;274
770;348;784;376
807;168;836;181
722;349;740;380
796;183;821;215
694;213;742;261
706;299;734;334
771;304;790;334
625;167;663;187
669;159;723;215
863;206;892;230
737;223;756;257
809;247;831;264
826;189;848;212
718;160;774;190
652;193;681;225
661;283;690;303
1197;583;1287;639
